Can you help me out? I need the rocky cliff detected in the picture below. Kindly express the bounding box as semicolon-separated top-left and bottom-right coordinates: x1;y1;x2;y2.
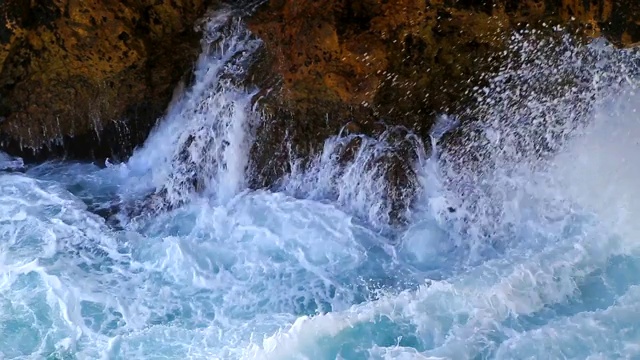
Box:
1;0;639;224
1;0;638;163
0;0;216;161
244;0;640;221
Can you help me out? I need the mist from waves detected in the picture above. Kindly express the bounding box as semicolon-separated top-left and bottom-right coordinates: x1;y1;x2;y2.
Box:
1;8;640;360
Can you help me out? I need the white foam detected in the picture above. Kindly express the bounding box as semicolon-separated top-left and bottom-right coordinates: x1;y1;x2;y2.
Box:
282;128;426;229
125;11;261;205
0;152;23;171
237;34;640;360
495;285;640;359
244;212;627;358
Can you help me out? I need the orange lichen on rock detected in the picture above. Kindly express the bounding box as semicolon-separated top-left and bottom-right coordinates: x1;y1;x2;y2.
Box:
0;0;213;160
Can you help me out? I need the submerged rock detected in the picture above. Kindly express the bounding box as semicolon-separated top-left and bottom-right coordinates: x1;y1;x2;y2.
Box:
0;0;217;161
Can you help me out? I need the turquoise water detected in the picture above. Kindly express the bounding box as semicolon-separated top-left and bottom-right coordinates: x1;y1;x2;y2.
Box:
2;9;640;360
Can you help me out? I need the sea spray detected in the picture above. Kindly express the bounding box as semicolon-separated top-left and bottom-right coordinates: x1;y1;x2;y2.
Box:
420;31;640;266
281;126;427;230
125;10;262;209
244;31;640;359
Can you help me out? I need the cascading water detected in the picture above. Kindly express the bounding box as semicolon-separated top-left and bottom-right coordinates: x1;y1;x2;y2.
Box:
2;5;640;360
124;10;262;208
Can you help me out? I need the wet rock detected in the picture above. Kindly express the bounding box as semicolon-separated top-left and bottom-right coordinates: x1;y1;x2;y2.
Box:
245;0;640;224
0;0;218;162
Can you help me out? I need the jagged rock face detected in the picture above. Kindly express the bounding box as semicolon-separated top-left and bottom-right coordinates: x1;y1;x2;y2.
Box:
0;0;214;161
245;0;640;214
247;0;640;160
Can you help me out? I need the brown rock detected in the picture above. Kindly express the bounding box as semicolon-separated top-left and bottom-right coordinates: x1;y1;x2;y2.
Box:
0;0;216;161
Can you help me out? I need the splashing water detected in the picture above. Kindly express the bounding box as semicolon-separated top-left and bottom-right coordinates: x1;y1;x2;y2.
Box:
0;151;24;171
124;10;262;208
282;126;426;230
2;8;640;360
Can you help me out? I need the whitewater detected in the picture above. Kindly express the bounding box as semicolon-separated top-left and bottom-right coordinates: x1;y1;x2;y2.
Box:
2;7;640;360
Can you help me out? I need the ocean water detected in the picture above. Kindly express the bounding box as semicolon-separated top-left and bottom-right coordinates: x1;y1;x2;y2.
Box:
2;9;640;360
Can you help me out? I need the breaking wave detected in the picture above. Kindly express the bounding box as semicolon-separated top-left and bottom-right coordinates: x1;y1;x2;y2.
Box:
1;7;640;360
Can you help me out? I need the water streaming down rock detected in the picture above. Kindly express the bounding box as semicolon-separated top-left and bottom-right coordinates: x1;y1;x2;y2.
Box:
1;7;640;360
281;126;427;230
116;7;424;230
118;10;263;219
